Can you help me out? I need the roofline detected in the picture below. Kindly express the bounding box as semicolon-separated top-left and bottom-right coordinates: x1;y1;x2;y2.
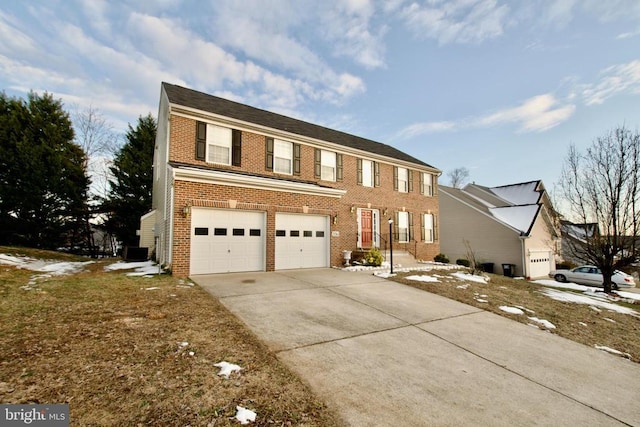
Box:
161;82;440;173
439;187;523;235
169;103;439;173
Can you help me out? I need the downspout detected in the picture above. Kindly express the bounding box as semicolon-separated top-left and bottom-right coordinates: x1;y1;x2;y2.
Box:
519;232;528;279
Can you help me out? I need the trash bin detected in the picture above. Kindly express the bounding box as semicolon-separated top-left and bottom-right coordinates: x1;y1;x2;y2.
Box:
501;263;516;277
481;263;494;273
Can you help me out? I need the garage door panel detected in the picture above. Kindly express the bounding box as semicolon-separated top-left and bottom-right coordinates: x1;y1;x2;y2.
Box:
190;209;265;275
275;213;329;270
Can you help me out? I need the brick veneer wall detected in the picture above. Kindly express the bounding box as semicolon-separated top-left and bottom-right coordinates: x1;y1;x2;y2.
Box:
167;114;439;276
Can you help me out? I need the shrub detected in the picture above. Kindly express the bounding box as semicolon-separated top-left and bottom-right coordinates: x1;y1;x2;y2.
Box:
364;248;383;266
456;258;470;267
434;253;449;263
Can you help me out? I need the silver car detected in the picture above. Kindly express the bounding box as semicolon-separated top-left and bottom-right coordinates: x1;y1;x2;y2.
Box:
549;265;636;289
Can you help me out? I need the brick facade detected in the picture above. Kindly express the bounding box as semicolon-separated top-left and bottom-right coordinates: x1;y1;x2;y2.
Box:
152;84;440;276
163;113;439;276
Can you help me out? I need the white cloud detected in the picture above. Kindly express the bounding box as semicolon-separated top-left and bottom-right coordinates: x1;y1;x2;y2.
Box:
581;60;640;105
476;94;575;132
0;10;38;56
396;93;575;138
396;121;456;139
399;0;509;44
126;13;365;108
318;0;387;69
616;28;640;39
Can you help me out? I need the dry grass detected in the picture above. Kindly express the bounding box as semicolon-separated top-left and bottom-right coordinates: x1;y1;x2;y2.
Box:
391;269;640;363
0;248;343;426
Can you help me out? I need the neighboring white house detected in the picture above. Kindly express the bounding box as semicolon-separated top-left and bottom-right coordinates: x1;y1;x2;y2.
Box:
439;180;561;279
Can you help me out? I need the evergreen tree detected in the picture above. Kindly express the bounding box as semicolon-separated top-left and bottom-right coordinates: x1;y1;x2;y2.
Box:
104;114;156;246
0;91;89;248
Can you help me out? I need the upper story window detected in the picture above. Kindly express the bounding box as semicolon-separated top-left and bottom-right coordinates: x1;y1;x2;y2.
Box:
207;124;232;164
422;173;433;196
321;150;336;181
357;159;380;187
195;121;241;166
274;139;293;174
266;137;301;175
314;149;343;181
395;167;412;193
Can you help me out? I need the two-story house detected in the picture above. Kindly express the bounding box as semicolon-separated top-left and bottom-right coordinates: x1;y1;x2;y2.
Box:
142;83;440;276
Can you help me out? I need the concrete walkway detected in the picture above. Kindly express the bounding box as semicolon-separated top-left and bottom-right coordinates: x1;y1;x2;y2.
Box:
193;268;640;426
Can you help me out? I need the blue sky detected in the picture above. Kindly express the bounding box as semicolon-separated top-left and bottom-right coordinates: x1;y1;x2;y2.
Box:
1;0;639;191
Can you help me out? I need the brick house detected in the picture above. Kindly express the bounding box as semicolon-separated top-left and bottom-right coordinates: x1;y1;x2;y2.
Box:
142;83;440;276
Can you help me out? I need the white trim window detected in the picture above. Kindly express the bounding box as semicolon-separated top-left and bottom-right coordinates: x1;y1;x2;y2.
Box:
422;173;433;196
423;213;434;243
321;150;336;181
397;167;408;193
362;159;374;187
207;124;232;165
398;211;409;243
274;139;293;174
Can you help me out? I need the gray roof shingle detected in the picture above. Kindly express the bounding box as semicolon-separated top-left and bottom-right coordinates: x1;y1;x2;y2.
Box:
162;82;434;169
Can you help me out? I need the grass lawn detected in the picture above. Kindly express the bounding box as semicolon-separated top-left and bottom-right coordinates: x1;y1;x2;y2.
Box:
389;269;640;363
0;247;343;426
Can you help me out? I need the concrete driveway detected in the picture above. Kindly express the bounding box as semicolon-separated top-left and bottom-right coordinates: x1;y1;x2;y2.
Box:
193;268;640;426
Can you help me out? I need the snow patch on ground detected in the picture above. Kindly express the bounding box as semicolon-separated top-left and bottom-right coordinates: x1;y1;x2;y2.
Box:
540;288;637;316
528;317;556;329
235;406;256;424
105;260;165;276
451;272;489;283
405;275;440;283
595;345;632;359
1;253;94;290
499;306;524;315
214;361;243;378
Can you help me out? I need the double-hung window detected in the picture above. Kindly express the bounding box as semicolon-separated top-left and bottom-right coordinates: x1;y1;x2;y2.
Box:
397;211;410;243
423;213;434;243
422;173;433;196
321;150;336;181
274;139;293;174
362;159;373;187
207;124;232;165
397;167;408;193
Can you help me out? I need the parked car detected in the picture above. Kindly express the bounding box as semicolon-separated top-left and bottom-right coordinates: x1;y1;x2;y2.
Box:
548;265;636;289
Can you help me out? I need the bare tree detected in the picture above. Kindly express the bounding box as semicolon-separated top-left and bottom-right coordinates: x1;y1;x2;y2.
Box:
73;106;120;195
448;167;470;189
72;106;120;256
558;126;640;293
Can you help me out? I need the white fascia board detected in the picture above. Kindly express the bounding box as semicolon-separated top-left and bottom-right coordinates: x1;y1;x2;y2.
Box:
169;104;439;174
173;167;346;198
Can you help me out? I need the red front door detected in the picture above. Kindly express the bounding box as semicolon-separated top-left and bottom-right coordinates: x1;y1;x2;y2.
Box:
361;210;373;248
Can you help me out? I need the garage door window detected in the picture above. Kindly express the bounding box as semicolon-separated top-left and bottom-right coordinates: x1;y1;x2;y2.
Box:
194;227;208;235
214;228;227;236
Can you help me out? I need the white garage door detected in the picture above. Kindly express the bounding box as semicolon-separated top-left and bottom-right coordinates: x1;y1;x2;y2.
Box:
190;208;265;275
528;249;552;279
275;213;329;270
